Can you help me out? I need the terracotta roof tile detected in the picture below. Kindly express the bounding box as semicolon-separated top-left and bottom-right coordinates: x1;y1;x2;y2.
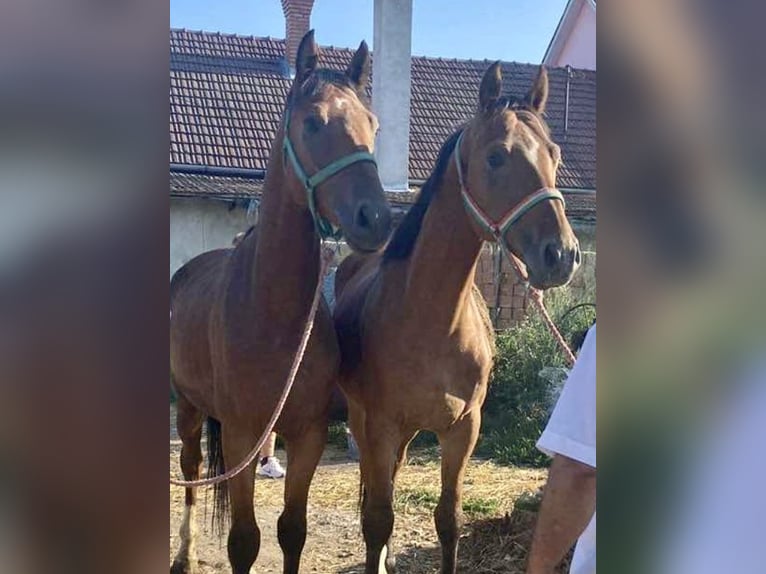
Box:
170;172;264;198
170;29;596;197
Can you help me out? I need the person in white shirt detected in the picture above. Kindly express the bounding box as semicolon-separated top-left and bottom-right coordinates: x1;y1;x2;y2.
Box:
654;358;766;574
527;324;596;574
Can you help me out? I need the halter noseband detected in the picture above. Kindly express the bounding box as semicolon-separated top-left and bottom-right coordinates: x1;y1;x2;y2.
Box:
282;107;377;240
454;130;565;243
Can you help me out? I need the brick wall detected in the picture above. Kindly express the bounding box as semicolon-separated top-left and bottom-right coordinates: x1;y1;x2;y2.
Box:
474;241;596;330
281;0;315;73
475;245;529;329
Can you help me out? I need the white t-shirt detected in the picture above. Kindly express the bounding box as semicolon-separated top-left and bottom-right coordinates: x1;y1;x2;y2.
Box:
537;324;596;574
655;359;766;574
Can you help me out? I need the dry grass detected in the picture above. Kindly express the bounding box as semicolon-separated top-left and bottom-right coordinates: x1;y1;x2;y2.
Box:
170;407;552;573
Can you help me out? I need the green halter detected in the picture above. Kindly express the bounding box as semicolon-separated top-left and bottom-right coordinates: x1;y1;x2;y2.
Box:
282;107;377;240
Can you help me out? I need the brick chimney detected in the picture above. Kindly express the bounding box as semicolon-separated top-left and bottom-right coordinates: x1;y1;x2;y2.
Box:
281;0;315;75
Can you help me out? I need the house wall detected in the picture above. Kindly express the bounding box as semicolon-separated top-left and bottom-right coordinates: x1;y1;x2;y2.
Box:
170;197;595;329
169;197;255;277
553;1;596;70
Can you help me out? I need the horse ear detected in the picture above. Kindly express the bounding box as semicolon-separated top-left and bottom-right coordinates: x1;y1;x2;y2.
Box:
294;29;319;86
525;66;549;114
479;61;503;111
346;40;371;92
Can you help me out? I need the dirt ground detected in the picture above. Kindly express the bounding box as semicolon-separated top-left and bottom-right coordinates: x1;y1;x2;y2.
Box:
170;406;549;573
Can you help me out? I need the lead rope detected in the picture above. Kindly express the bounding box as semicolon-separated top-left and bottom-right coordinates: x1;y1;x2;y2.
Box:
497;240;577;367
170;246;335;487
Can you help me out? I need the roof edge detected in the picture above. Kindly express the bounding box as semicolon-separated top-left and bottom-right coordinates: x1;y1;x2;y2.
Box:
170;163;266;179
170;27;596;76
543;0;585;66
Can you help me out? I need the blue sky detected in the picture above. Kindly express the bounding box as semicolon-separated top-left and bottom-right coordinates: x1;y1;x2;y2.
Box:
170;0;568;64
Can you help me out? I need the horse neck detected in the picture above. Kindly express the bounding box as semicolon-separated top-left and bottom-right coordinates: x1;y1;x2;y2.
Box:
404;158;484;331
232;123;320;337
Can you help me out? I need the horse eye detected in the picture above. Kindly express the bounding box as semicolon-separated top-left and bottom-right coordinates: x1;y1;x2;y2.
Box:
487;150;505;169
303;116;322;135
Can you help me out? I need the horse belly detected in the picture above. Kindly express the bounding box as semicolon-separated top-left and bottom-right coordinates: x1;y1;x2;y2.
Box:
274;308;340;439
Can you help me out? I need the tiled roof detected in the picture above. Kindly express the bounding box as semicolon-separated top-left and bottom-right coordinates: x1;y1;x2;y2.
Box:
170;172;264;199
170;29;596;193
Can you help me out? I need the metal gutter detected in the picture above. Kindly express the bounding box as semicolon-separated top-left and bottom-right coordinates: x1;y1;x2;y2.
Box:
170;164;266;179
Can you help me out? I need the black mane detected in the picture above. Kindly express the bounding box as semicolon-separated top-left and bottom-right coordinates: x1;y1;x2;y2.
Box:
382;96;549;262
383;128;463;261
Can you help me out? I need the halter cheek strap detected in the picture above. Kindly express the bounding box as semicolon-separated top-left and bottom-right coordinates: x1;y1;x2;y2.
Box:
283;107;378;240
454;131;565;242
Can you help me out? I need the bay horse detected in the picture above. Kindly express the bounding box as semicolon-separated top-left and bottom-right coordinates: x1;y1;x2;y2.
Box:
334;63;581;573
170;31;392;574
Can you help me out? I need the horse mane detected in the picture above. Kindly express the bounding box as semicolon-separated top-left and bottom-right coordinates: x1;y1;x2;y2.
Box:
383;128;463;261
381;95;550;264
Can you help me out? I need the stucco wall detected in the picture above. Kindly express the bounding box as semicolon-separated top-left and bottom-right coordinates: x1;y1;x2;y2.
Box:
169;197;255;277
554;2;596;70
170;197;595;328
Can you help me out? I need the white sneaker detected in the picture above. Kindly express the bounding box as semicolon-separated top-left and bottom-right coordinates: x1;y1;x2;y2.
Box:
257;456;286;479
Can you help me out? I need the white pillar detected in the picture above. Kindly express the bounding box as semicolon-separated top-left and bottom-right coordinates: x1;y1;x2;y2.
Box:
372;0;413;192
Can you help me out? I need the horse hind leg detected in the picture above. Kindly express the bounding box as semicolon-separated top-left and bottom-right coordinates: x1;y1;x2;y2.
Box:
435;412;481;574
277;423;327;574
171;393;205;574
222;425;261;574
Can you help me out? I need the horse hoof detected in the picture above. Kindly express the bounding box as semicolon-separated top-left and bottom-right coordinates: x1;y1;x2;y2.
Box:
170;559;198;574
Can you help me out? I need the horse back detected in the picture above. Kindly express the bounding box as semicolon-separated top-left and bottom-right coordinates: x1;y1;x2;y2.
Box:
171;250;229;304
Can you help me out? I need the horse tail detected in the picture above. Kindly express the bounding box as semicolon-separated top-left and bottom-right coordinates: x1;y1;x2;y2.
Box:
206;416;229;535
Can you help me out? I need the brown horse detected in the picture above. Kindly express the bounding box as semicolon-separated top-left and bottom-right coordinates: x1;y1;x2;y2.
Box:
334;63;581;574
170;31;391;574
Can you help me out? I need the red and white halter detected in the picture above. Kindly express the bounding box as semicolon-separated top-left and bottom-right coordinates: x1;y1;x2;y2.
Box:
453;131;577;366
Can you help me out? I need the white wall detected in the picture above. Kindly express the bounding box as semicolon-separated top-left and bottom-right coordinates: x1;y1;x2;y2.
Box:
372;0;413;191
554;1;596;70
169;197;255;277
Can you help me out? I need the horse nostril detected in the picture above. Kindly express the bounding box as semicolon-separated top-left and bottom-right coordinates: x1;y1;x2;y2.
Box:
355;203;372;230
574;246;582;266
543;242;563;269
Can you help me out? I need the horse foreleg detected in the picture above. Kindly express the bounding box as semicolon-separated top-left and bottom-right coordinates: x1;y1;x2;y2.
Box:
222;426;260;574
435;411;481;574
171;394;204;574
278;424;326;574
382;432;417;573
360;418;399;574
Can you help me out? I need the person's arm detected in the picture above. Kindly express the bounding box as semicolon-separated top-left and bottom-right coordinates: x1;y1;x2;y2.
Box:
527;454;596;574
